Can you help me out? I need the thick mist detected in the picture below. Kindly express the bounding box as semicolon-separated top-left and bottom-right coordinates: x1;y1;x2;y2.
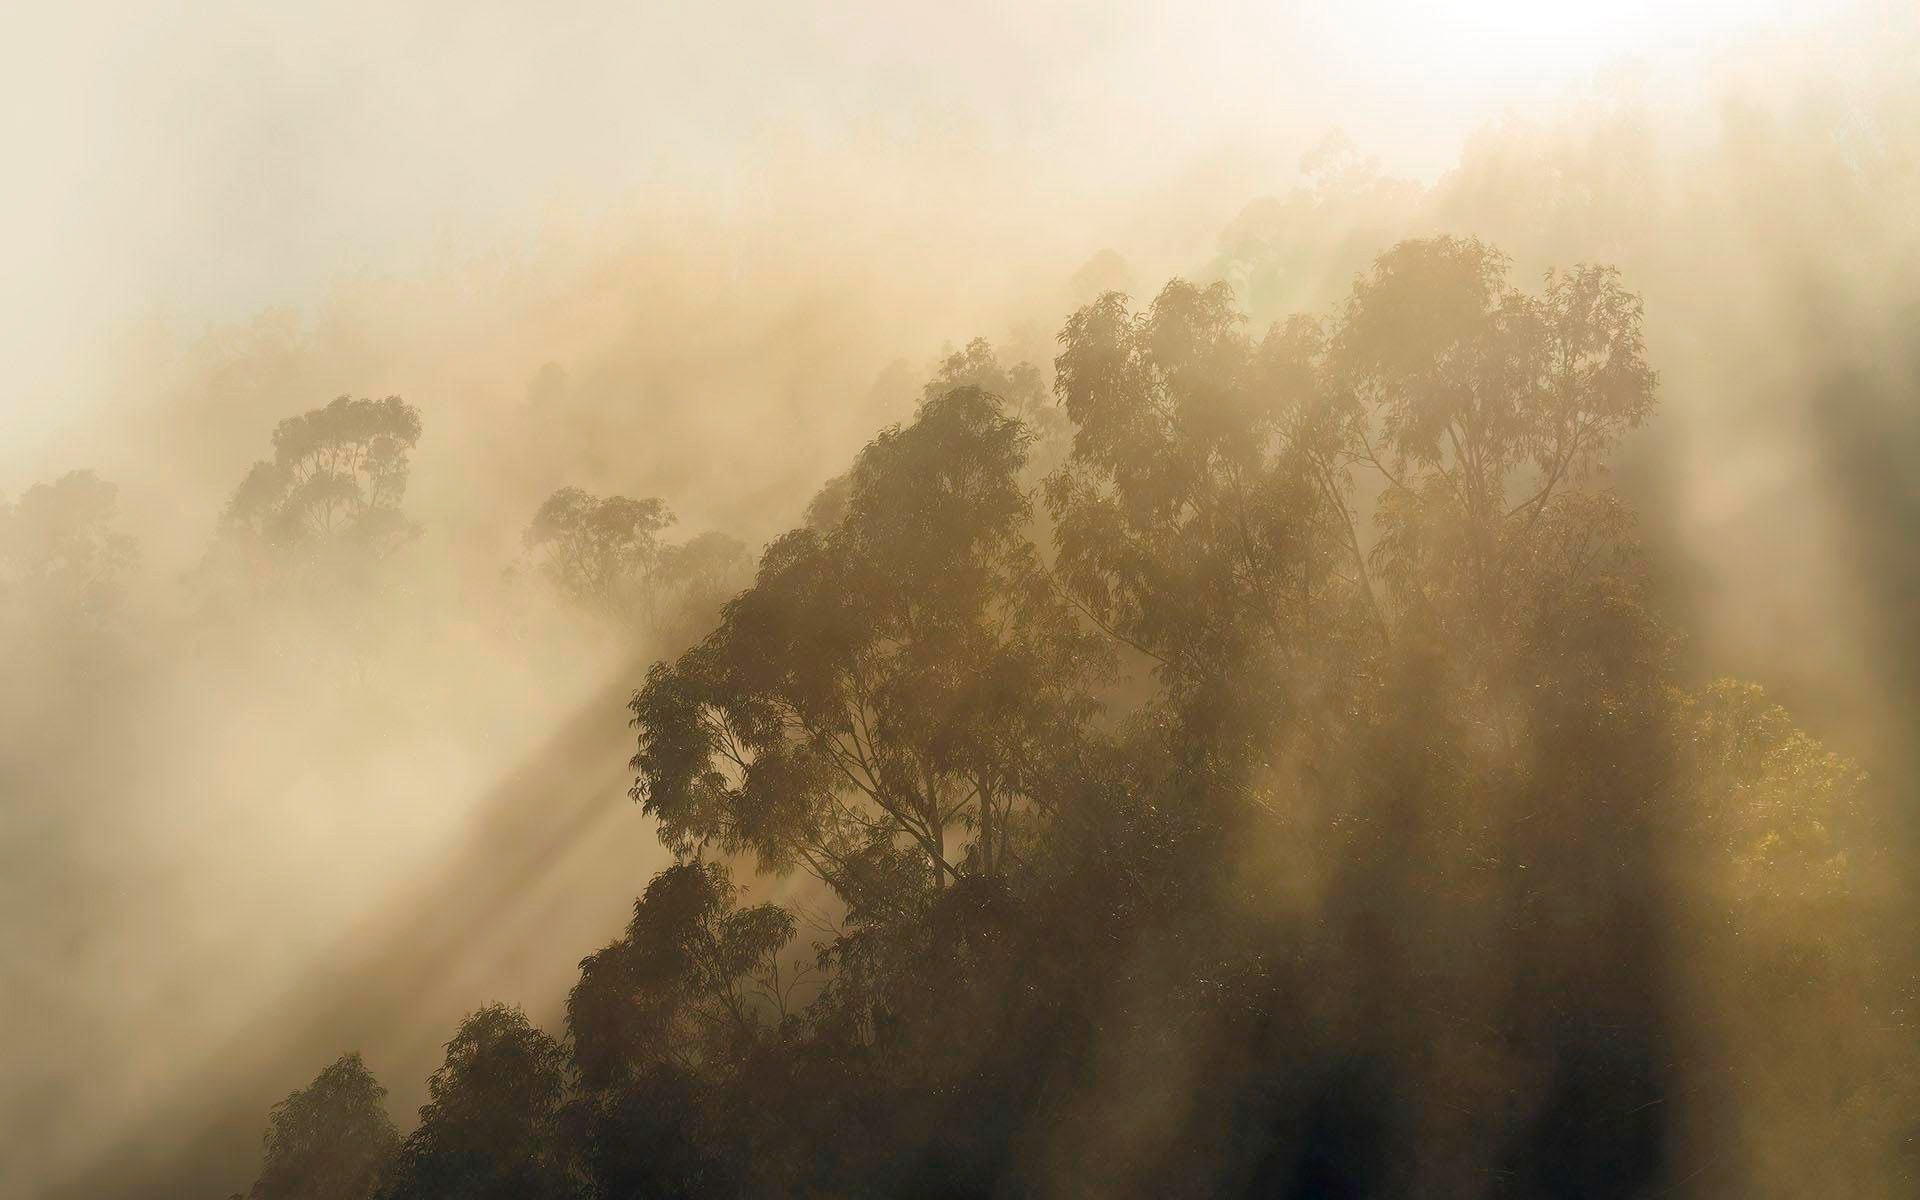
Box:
3;3;1916;1197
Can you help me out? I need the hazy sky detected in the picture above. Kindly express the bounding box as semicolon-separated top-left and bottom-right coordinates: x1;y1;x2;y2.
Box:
0;0;1835;474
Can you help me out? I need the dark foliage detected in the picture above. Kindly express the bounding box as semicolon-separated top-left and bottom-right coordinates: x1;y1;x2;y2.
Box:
234;239;1908;1199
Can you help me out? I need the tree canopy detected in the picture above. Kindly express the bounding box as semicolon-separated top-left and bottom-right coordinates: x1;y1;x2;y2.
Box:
221;395;423;563
229;237;1912;1200
0;469;137;625
249;1054;397;1200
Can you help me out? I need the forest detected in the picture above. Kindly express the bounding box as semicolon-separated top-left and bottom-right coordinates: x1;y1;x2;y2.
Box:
7;6;1920;1199
81;236;1887;1198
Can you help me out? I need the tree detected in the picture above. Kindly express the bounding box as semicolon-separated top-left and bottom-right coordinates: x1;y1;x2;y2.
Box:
248;1054;397;1200
377;1005;570;1200
562;862;799;1199
573;1062;730;1200
521;489;749;643
1047;280;1377;712
221;395;423;563
522;487;674;621
1334;238;1657;659
631;387;1106;920
569;860;795;1090
1039;239;1677;1193
221;235;1913;1199
0;469;138;625
1668;679;1916;1196
923;337;1062;452
655;531;749;624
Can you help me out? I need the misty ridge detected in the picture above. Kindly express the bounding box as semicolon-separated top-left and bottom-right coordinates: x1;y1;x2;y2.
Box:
5;10;1920;1200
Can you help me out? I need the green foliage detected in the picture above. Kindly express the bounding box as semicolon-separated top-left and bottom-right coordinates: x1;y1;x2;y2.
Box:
1676;678;1874;962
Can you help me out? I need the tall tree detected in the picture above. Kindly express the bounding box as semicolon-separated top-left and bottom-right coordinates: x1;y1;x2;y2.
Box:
923;337;1063;455
631;386;1105;918
1334;238;1657;666
248;1054;397;1200
377;1005;571;1200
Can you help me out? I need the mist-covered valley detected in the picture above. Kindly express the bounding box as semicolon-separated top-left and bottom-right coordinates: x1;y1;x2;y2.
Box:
4;4;1918;1198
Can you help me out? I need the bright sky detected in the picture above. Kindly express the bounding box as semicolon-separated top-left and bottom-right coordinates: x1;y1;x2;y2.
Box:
0;0;1835;471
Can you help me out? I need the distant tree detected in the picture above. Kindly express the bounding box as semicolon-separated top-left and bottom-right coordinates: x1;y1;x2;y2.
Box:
1333;237;1658;663
655;531;748;620
221;395;422;562
0;469;138;623
924;337;1064;459
519;486;755;649
248;1053;397;1200
522;486;674;620
377;1005;570;1200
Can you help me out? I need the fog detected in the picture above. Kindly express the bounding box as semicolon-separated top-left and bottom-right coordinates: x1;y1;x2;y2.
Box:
2;2;1915;1197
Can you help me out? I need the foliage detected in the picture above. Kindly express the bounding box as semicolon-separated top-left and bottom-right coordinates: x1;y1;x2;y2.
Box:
232;238;1910;1200
375;1005;571;1200
569;860;796;1088
631;385;1107;914
0;469;138;625
522;488;749;642
221;395;423;563
249;1054;397;1200
523;487;674;617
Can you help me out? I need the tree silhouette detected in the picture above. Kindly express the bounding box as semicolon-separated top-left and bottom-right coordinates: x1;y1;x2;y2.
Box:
247;1054;397;1200
219;236;1912;1200
0;469;137;625
522;487;674;620
221;395;422;563
376;1005;570;1200
569;860;794;1089
631;386;1106;916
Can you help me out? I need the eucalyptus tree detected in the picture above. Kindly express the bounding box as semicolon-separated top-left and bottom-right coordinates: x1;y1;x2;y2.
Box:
1333;237;1658;671
1047;281;1378;706
1046;237;1657;715
0;470;138;612
569;860;796;1089
376;1005;570;1200
248;1054;397;1200
522;486;674;623
923;336;1063;456
631;386;1107;919
1040;239;1674;1193
221;395;423;563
